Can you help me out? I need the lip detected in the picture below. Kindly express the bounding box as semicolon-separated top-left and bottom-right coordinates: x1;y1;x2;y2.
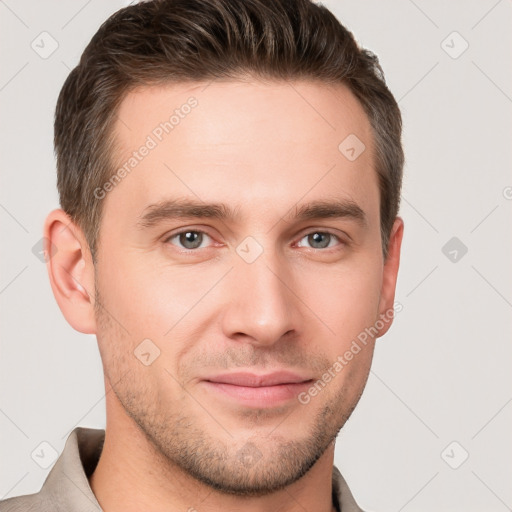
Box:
201;371;313;408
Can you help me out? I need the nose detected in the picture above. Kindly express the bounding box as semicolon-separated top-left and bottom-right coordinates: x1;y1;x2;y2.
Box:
221;249;301;347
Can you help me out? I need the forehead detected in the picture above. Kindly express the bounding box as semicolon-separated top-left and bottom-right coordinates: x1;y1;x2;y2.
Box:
106;79;378;227
114;79;372;152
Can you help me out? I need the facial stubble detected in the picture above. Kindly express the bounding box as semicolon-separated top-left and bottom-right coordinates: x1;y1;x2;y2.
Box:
93;285;368;497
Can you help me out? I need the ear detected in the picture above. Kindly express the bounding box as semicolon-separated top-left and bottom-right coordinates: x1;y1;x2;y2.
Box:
43;209;97;334
376;216;404;337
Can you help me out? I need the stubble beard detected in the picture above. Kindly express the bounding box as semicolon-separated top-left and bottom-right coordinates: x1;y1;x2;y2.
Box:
94;288;366;497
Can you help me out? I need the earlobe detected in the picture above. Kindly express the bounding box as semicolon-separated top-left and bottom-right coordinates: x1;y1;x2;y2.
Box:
376;217;404;338
44;209;97;334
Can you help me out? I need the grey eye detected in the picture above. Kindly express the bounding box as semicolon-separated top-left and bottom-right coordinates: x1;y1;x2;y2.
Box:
168;230;210;250
299;232;339;249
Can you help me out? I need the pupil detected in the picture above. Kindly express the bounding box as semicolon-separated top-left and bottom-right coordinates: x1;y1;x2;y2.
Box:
310;232;329;249
181;231;201;249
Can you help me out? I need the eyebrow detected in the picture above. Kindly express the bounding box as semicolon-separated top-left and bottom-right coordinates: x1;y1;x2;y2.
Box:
136;197;367;229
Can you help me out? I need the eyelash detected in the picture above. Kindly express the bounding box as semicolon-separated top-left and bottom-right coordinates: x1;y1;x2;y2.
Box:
163;228;346;253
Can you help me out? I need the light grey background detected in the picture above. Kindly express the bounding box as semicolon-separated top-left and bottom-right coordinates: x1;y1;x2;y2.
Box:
1;1;511;511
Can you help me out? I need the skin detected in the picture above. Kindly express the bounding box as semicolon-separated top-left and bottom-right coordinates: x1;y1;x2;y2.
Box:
45;79;403;512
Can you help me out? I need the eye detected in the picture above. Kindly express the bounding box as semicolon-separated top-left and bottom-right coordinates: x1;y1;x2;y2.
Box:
296;231;343;250
163;228;345;253
165;230;213;250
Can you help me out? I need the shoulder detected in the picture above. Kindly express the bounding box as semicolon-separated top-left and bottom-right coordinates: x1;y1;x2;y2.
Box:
0;427;105;512
0;491;49;512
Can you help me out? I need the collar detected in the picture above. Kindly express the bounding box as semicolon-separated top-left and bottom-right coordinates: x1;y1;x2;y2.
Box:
2;427;364;511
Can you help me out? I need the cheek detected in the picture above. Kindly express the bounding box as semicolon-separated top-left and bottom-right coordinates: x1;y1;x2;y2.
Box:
97;250;209;335
301;259;382;345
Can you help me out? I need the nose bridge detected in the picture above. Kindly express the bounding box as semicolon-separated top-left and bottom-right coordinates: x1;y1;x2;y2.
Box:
222;242;300;345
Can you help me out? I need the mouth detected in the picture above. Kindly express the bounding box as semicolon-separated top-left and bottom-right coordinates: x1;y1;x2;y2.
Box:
201;371;314;408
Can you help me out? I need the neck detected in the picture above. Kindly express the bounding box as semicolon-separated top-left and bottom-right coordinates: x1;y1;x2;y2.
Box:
89;382;337;512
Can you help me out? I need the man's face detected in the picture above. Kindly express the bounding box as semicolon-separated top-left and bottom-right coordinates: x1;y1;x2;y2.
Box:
93;80;392;494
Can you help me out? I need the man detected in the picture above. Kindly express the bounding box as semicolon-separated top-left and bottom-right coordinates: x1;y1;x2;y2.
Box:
0;0;404;510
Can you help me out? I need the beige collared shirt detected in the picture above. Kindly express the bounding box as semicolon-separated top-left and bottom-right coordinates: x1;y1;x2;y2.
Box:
0;427;365;512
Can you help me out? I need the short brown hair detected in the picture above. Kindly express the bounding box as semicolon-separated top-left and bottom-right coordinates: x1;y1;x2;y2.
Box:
54;0;403;261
